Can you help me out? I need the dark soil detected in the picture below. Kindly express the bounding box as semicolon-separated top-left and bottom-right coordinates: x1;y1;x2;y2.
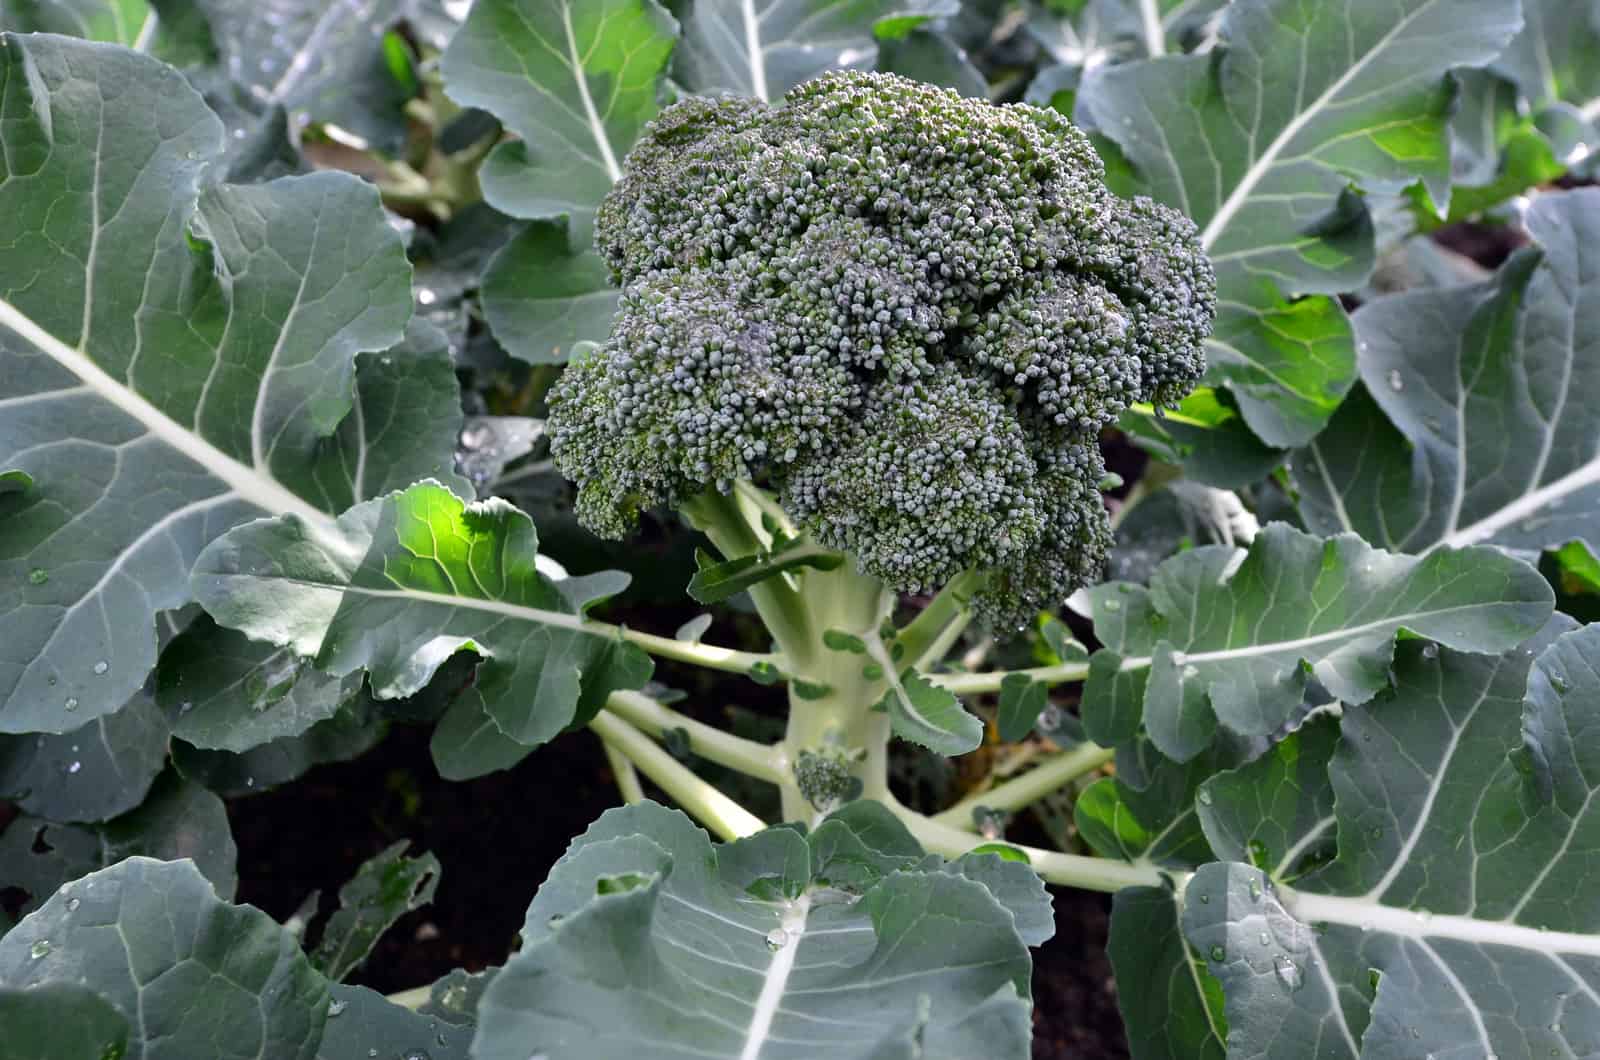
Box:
228;720;1131;1057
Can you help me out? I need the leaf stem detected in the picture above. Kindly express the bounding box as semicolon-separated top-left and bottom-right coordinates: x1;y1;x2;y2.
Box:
928;660;1092;695
611;625;777;676
600;738;646;803
132;10;158;51
680;489;814;665
589;712;766;840
931;742;1116;829
895;569;982;668
604;690;784;784
890;799;1165;892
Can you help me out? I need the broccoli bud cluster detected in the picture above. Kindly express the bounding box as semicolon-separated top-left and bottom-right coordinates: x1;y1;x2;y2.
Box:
549;71;1214;628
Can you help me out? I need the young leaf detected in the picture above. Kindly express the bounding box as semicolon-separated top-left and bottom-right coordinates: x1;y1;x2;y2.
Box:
1182;620;1600;1058
473;800;1036;1060
0;858;327;1060
1296;189;1600;557
1080;0;1522;447
0;34;456;735
996;673;1050;743
1079;523;1553;761
192;481;652;751
311;840;441;982
687;537;844;604
876;667;984;755
1075;740;1226;868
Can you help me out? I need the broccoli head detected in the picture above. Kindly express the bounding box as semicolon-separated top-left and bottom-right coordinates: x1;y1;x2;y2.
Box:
548;70;1215;629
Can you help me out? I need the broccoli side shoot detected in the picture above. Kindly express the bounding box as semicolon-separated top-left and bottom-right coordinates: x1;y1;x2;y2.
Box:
549;71;1215;629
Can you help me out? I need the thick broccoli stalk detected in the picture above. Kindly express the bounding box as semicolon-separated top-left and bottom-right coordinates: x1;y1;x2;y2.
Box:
549;71;1215;628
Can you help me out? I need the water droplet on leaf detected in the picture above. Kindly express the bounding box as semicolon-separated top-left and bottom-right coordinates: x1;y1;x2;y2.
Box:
1196;789;1213;806
92;660;108;675
1274;954;1304;991
766;928;789;951
1208;945;1225;962
66;898;80;912
67;761;81;775
328;1000;346;1017
64;697;78;712
29;939;49;959
1388;370;1404;392
1103;599;1121;612
28;568;47;584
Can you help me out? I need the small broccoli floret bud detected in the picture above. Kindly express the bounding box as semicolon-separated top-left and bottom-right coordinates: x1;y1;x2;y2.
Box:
549;70;1216;628
793;749;861;812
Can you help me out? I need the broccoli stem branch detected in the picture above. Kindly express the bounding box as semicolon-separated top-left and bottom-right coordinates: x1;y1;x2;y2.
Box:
927;659;1092;695
604;690;784;784
679;488;816;666
588;711;766;840
894;569;982;668
930;741;1115;829
600;738;647;803
611;626;778;676
887;799;1167;893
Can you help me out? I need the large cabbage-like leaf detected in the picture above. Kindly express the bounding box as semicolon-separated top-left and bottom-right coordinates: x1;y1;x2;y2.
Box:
1079;0;1522;447
472;800;1046;1060
1295;189;1600;557
192;481;652;753
1077;523;1552;760
0;34;459;734
1182;619;1600;1058
0;858;324;1060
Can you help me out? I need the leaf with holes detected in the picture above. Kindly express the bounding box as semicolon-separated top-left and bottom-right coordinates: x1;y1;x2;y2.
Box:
473;800;1040;1060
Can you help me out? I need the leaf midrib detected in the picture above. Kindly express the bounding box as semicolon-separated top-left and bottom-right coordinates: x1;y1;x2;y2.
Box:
0;296;335;537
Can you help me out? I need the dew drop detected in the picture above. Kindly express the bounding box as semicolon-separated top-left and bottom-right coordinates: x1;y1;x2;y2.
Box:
180;701;194;714
1103;599;1122;612
418;288;438;306
29;939;50;959
1410;1027;1421;1040
1388;370;1404;392
1248;878;1263;903
67;761;81;775
368;1052;378;1059
765;928;789;951
64;697;79;712
327;999;346;1018
1037;705;1063;732
1208;944;1225;962
1369;826;1383;840
1198;893;1210;904
1182;664;1199;679
1421;644;1439;661
92;660;108;675
1258;930;1270;947
1552;675;1571;694
1197;789;1213;806
403;1051;432;1060
1274;954;1304;991
246;776;255;788
28;568;48;585
66;898;80;912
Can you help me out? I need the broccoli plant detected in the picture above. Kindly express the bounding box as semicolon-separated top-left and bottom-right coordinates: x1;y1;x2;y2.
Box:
4;1;1600;1058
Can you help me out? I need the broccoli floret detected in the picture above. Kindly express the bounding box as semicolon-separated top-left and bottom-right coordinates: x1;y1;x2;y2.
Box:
549;70;1215;628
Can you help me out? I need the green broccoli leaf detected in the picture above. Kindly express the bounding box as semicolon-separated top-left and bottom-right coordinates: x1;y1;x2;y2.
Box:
441;0;678;242
0;34;459;736
1493;0;1600;129
0;0;147;41
875;665;984;756
0;983;130;1060
1295;189;1600;559
1108;886;1228;1060
1078;523;1553;761
0;858;327;1060
311;840;441;983
473;800;1036;1060
688;537;845;605
315;985;472;1060
1074;739;1227;869
192;481;652;753
1182;618;1600;1058
147;0;417;154
1080;0;1521;448
0;693;167;824
0;772;237;936
479;220;620;364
